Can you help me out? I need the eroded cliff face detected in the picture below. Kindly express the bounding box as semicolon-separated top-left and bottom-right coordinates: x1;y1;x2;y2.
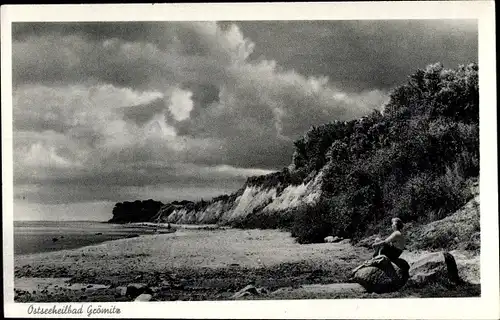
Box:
160;200;235;224
154;167;324;225
262;170;323;212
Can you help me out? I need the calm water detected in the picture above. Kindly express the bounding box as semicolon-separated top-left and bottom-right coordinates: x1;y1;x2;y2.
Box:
14;221;166;255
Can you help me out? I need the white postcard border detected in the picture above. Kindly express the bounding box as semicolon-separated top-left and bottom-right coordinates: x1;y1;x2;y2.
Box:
2;2;498;319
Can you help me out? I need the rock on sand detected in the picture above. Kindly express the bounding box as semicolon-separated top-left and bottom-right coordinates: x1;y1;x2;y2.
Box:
351;255;410;293
409;251;461;285
135;293;153;301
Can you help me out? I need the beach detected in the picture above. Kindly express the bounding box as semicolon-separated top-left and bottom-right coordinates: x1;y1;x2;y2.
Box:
13;227;480;302
14;227;372;301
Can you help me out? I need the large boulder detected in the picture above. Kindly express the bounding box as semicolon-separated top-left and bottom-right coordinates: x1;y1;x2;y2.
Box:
351;255;410;293
450;250;480;284
408;251;462;286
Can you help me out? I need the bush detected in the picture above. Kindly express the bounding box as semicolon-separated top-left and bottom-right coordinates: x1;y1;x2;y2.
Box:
420;228;459;250
327;195;355;238
230;206;295;230
290;201;333;244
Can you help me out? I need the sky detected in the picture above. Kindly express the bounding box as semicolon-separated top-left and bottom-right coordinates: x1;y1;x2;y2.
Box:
11;20;477;221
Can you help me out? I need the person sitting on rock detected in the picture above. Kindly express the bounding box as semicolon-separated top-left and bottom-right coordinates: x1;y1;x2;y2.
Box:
372;217;405;260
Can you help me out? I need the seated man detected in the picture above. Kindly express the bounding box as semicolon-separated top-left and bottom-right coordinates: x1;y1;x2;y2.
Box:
372;217;405;260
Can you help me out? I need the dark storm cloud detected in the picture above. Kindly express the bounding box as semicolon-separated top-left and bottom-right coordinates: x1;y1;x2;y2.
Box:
14;157;264;204
12;34;175;89
233;20;478;92
121;98;166;126
12;22;232;89
11;20;478;208
13;22;204;51
14;164;248;188
15;180;246;205
12;20;477;92
182;83;220;112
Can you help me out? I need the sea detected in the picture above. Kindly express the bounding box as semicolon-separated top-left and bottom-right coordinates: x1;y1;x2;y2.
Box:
13;220;164;255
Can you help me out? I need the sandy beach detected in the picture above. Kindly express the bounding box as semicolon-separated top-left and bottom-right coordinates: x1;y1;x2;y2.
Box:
14;228;372;301
14;228;480;302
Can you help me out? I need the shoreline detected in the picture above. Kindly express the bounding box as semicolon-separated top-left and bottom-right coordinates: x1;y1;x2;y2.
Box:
13;228;480;302
123;222;224;230
14;221;177;255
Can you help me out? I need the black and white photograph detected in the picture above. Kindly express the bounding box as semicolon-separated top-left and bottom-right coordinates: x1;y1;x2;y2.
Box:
2;2;498;319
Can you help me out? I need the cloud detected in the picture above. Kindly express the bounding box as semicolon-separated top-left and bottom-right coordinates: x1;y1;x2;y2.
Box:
24;143;79;169
14;130;87;181
13;84;163;134
168;87;194;121
11;21;477;208
234;20;478;91
12;22;242;90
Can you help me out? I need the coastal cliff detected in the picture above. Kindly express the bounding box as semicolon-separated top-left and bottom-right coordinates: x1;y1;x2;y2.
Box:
150;167;323;225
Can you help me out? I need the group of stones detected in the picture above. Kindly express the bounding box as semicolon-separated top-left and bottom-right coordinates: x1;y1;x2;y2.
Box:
120;250;464;301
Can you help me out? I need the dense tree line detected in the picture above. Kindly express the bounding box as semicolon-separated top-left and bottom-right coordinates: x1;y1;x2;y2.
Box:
109;199;165;223
289;63;479;243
